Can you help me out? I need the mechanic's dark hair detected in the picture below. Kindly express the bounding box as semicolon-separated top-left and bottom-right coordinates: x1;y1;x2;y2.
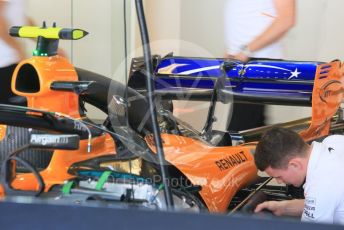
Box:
254;127;309;170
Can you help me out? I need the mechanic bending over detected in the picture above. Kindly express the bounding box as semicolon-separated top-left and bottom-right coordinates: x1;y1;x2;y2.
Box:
254;127;344;225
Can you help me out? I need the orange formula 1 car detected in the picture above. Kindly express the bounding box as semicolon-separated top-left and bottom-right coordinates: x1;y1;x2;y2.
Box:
0;13;344;214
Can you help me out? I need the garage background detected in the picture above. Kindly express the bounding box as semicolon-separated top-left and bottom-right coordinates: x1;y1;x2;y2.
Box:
23;0;344;130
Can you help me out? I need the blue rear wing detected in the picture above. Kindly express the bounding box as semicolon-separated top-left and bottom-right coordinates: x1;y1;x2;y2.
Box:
129;56;326;106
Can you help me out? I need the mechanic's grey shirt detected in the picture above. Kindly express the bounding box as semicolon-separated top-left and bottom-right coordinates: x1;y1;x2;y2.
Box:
302;135;344;225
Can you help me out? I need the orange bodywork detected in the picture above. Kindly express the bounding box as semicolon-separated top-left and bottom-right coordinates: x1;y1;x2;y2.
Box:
0;125;6;142
143;61;344;213
8;135;115;193
146;134;257;213
300;61;344;141
0;55;116;196
2;54;344;214
11;56;80;117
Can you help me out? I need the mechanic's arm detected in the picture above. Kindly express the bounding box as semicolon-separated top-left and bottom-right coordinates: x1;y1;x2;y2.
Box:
254;199;304;217
235;0;296;62
0;1;25;60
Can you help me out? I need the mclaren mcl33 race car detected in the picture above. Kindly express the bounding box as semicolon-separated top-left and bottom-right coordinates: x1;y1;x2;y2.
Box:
0;1;344;217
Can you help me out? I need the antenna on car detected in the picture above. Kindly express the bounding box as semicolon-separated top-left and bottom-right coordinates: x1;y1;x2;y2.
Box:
9;22;88;57
134;0;174;209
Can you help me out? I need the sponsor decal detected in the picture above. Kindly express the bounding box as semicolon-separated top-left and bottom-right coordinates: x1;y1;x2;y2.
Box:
289;68;301;79
303;197;316;219
215;151;248;171
157;64;187;75
244;64;302;79
178;65;221;75
30;135;69;146
319;80;344;104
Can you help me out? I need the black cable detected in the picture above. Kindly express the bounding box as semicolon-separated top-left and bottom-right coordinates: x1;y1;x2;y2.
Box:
10;156;45;195
1;144;45;196
123;0;135;201
70;0;74;63
135;0;174;209
0;103;150;154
